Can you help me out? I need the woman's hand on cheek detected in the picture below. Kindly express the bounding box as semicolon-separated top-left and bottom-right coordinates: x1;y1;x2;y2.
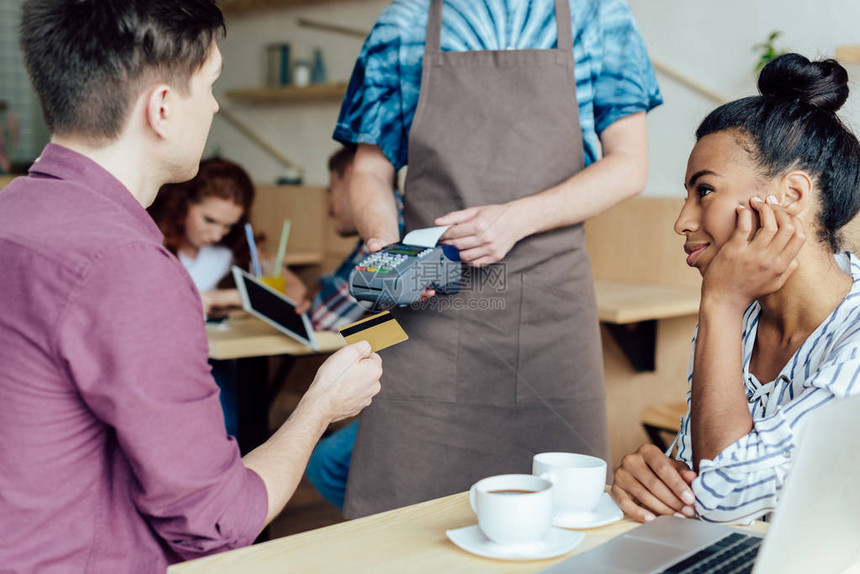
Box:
702;195;806;310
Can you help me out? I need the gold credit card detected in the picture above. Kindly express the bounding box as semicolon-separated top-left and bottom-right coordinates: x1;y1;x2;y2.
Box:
338;311;408;352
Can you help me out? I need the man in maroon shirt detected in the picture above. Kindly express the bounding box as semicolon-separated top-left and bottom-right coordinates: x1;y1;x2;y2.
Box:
0;1;382;572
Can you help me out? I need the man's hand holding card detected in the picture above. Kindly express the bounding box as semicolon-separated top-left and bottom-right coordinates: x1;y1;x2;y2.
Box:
338;311;409;352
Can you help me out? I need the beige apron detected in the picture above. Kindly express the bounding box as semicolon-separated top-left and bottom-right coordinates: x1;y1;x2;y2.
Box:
343;0;609;518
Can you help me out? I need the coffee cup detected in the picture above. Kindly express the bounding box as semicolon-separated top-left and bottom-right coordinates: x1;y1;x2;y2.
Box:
532;452;606;517
469;474;554;546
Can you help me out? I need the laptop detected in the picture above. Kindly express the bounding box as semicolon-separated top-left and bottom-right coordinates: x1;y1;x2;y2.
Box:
232;266;319;351
542;393;860;574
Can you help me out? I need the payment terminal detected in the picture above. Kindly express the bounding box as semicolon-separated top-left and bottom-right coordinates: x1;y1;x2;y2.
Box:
348;242;461;310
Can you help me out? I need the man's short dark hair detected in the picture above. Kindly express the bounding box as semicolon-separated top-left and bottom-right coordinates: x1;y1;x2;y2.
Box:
19;0;225;142
328;146;356;178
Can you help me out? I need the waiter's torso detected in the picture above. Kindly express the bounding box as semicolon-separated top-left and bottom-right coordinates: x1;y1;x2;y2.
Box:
343;0;608;518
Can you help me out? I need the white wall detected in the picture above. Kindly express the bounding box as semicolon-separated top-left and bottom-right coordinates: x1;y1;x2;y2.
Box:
209;0;860;196
628;0;860;197
208;1;390;185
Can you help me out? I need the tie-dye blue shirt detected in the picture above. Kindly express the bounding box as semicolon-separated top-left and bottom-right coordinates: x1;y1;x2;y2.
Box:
334;0;662;171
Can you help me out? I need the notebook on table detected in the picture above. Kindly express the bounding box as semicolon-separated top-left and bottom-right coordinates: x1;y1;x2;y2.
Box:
542;393;860;574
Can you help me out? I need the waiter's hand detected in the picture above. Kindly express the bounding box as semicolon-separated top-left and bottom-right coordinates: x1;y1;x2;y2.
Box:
436;203;526;267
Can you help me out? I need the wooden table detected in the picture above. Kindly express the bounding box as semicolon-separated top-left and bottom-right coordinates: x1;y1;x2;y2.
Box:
206;314;344;453
206;281;700;360
208;283;700;462
592;279;700;374
592;280;700;325
167;491;768;574
207;312;344;361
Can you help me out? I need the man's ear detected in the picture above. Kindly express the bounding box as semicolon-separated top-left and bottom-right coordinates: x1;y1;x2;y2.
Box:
145;84;171;139
781;170;813;215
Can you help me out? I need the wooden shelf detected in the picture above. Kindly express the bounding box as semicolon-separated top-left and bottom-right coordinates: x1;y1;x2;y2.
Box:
836;46;860;64
224;82;348;103
220;0;376;16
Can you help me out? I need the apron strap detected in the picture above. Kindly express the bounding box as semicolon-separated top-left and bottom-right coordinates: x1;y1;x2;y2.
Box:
427;0;443;55
426;0;574;54
555;0;573;53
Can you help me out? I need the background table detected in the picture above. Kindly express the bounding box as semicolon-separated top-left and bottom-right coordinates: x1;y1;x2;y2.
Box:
167;491;769;574
207;314;344;453
208;280;701;464
207;312;344;360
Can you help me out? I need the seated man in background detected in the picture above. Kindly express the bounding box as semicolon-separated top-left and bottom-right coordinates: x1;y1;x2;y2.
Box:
307;146;402;331
305;146;402;510
0;1;381;572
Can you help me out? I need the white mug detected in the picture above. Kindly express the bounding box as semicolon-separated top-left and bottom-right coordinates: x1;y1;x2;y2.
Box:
469;474;554;546
533;452;606;517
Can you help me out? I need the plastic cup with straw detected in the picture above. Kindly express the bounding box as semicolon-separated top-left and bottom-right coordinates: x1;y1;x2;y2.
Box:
261;220;291;292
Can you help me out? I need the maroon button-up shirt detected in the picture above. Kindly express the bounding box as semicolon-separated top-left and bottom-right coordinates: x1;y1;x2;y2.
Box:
0;145;267;573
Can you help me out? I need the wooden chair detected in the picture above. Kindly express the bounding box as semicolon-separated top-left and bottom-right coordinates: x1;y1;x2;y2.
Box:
640;401;687;452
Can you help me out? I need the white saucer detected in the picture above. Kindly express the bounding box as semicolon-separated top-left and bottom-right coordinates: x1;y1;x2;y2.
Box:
552;492;624;529
446;525;584;560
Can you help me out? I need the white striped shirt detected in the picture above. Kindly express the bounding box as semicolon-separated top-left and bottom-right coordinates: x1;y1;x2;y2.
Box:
674;251;860;524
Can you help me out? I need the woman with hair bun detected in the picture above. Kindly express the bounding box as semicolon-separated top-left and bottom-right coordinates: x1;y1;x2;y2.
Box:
611;53;860;524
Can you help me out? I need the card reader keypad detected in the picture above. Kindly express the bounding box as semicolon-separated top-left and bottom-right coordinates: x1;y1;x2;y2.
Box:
355;249;433;274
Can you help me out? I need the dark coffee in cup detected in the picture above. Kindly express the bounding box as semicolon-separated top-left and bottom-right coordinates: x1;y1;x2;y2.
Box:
488;489;536;495
470;474;554;545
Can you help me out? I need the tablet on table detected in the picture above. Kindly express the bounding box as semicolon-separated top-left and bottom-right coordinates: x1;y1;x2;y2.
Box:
231;266;319;351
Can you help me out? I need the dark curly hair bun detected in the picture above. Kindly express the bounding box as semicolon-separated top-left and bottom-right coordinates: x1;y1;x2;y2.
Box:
697;52;860;252
758;53;849;113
